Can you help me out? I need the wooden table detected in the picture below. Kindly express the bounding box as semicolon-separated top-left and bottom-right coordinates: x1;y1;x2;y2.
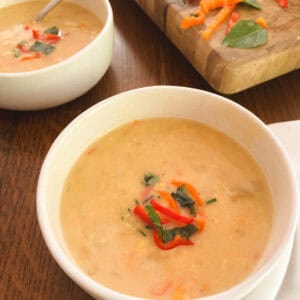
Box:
0;0;299;299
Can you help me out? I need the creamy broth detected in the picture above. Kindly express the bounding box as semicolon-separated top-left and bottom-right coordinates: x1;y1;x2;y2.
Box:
0;1;102;72
61;118;273;299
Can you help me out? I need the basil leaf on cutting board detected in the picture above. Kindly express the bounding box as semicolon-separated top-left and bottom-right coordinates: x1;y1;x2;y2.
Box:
242;0;261;9
222;20;268;49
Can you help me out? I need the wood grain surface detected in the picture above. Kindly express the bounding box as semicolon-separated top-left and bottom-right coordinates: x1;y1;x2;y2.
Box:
135;0;300;93
0;0;299;299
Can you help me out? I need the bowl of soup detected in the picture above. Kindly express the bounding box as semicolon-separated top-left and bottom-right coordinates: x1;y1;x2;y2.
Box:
0;0;113;110
37;86;299;299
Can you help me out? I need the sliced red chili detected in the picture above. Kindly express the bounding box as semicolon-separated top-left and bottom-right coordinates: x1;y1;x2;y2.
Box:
32;29;40;39
43;34;61;44
153;230;193;250
151;199;194;224
275;0;288;8
133;205;153;226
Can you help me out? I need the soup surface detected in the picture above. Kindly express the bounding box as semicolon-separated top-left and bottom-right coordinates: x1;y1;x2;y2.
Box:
0;1;102;72
61;118;273;299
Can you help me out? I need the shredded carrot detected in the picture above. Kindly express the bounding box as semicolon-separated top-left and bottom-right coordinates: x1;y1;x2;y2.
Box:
256;17;267;29
200;0;242;14
181;9;206;29
171;180;203;206
201;5;236;40
158;190;179;213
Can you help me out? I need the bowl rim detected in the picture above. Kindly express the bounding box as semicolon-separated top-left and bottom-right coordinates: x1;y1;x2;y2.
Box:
0;0;113;77
37;85;299;300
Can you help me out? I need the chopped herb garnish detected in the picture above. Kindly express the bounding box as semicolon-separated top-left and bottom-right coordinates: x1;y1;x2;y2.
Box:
44;26;60;35
145;205;198;243
142;195;153;204
30;41;55;55
189;13;198;17
138;229;147;236
171;185;196;215
163;224;199;243
145;225;153;230
143;173;159;186
206;198;217;205
145;205;165;240
121;215;124;221
135;199;140;205
13;48;21;58
127;207;131;212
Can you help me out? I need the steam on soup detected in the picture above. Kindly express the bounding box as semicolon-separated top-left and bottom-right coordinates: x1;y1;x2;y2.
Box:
0;1;102;72
61;118;273;299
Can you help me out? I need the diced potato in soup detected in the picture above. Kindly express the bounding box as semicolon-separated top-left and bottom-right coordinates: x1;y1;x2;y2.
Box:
61;118;273;299
0;1;102;72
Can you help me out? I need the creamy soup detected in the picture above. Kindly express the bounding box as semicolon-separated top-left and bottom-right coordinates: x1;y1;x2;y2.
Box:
0;1;102;72
61;118;273;299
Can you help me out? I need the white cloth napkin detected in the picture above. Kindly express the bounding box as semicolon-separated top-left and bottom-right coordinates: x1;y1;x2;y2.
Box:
268;121;300;300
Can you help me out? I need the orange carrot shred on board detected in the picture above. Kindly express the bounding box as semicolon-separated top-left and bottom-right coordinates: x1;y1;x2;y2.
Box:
181;9;206;29
171;179;204;206
158;190;179;213
200;0;242;14
201;5;236;41
256;17;267;29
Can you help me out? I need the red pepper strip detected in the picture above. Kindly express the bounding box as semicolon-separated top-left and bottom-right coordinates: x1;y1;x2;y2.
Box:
17;44;30;53
43;34;61;44
32;29;40;39
153;230;193;250
133;205;168;225
225;11;239;35
20;52;41;61
133;205;153;226
151;199;194;224
275;0;288;8
171;180;204;206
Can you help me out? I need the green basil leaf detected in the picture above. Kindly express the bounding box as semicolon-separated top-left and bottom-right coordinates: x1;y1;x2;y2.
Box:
222;20;268;49
242;0;261;9
44;26;60;35
30;41;55;55
171;185;196;215
145;205;164;239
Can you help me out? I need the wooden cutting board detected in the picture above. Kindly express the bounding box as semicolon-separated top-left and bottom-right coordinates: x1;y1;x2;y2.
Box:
134;0;300;94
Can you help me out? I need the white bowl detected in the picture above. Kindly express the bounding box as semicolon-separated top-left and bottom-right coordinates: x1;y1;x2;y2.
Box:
0;0;114;111
37;86;299;300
